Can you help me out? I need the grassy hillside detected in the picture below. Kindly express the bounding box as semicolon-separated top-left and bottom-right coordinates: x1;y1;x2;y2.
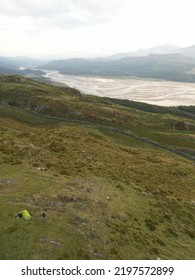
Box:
0;75;194;260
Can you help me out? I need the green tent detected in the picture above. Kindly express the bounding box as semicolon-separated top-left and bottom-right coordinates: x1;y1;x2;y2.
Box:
20;210;31;220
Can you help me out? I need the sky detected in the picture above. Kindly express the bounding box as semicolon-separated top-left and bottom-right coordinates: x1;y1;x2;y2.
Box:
1;0;195;59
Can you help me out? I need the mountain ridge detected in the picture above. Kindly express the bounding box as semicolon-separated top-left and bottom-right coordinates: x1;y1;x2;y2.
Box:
104;44;182;60
2;44;195;83
40;53;195;82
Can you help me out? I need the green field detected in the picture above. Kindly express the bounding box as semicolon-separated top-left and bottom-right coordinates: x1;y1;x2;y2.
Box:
0;75;194;259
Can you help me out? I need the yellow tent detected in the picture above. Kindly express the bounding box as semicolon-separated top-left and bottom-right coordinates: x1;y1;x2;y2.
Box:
20;210;31;220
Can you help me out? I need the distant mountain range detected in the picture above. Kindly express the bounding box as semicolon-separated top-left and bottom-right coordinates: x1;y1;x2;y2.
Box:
0;56;45;77
40;53;195;82
2;44;195;82
0;56;46;69
103;44;182;60
0;66;18;75
179;45;195;58
101;44;195;60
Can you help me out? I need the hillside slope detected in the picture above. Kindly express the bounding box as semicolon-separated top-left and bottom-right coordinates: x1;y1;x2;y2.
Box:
0;76;194;260
41;54;195;82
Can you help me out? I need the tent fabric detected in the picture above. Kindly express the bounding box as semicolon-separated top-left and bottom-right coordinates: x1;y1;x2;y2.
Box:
20;210;31;220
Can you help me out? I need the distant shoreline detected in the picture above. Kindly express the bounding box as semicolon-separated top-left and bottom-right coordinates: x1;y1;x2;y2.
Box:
42;70;195;106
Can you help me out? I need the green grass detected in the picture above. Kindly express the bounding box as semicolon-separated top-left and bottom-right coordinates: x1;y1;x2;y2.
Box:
0;75;194;260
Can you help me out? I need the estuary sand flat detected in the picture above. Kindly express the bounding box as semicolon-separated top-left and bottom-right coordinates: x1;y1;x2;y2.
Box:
44;71;195;106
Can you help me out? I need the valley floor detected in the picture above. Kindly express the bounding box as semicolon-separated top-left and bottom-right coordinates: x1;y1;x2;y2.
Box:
43;70;195;106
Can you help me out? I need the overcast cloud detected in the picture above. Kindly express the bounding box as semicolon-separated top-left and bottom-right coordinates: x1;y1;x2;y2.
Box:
1;0;195;58
0;0;127;25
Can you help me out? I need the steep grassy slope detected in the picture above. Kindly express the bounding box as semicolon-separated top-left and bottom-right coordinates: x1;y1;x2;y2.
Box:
0;75;194;260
